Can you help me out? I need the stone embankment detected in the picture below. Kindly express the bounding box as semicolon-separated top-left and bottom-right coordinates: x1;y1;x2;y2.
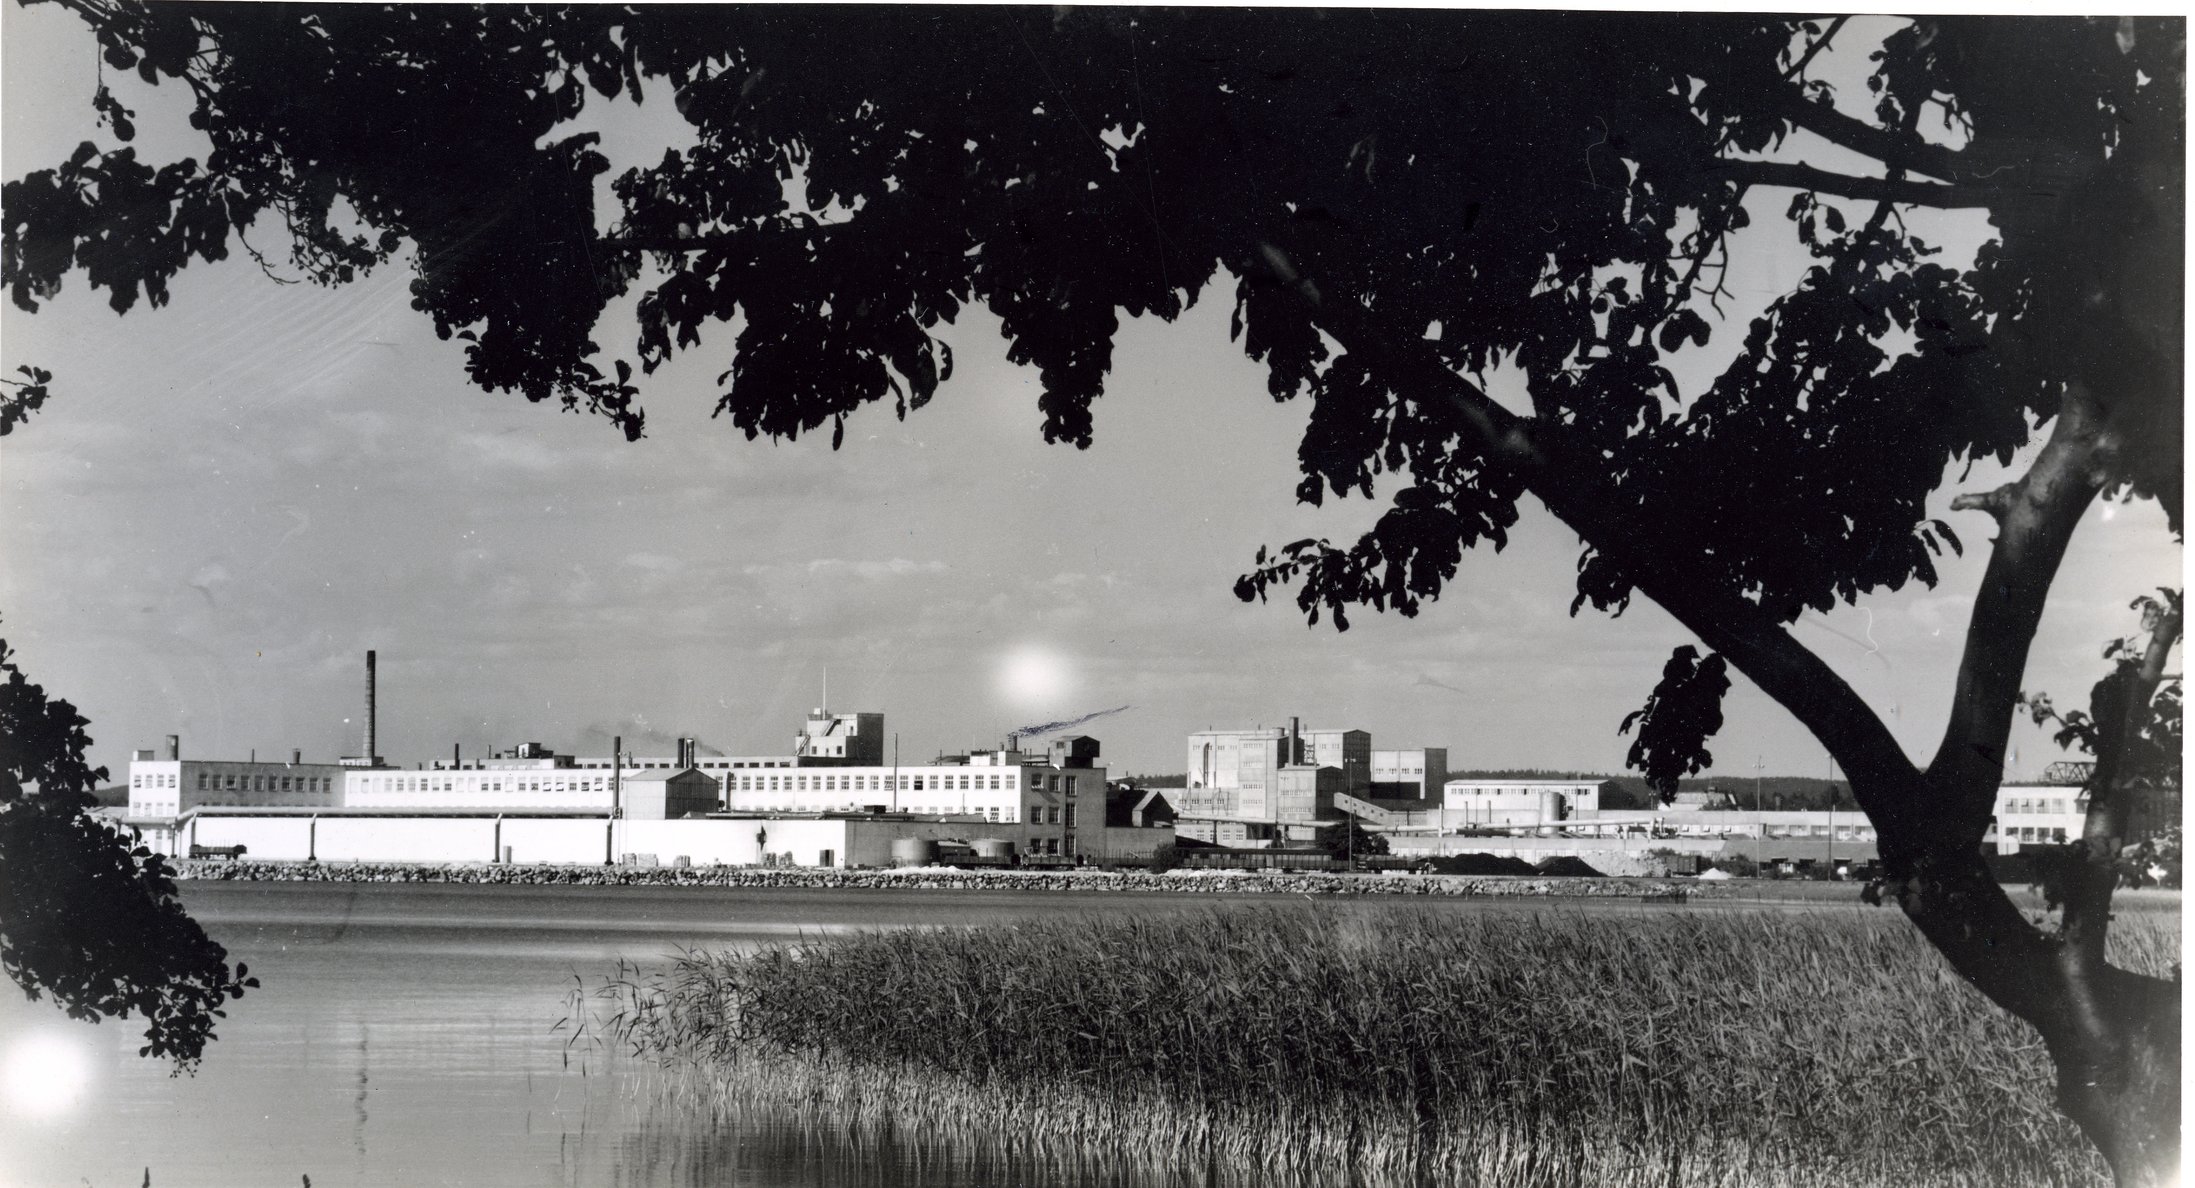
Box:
170;858;1711;898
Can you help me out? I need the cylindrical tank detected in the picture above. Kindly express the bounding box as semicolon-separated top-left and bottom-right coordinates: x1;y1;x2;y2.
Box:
891;838;941;867
971;838;1017;862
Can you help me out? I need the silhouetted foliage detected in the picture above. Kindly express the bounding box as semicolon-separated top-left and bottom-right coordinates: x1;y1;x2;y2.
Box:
0;631;256;1070
1620;647;1731;803
2021;590;2185;793
2;8;2181;1178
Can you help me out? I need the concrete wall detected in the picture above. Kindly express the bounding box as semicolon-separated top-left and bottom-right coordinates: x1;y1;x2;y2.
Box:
171;813;1146;870
188;815;315;859
501;818;618;865
315;818;502;863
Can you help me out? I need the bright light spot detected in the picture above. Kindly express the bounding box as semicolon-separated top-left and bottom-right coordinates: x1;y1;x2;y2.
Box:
999;644;1073;706
1;1029;91;1120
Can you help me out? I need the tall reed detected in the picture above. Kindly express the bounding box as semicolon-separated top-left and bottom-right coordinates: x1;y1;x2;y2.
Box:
584;902;2179;1187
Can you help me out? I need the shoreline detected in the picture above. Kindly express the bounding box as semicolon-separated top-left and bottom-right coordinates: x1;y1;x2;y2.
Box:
168;858;1717;898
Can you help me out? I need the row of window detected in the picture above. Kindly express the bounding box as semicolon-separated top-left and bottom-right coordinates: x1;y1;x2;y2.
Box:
2003;798;2076;816
367;776;609;794
733;771;1066;794
2008;826;2070;843
568;759;793;770
175;773;334;794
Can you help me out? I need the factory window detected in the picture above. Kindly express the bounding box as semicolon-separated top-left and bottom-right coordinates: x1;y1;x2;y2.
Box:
2051;828;2067;843
224;775;236;791
1064;806;1076;827
914;777;926;792
986;807;999;822
197;774;208;790
132;775;142;788
280;777;291;792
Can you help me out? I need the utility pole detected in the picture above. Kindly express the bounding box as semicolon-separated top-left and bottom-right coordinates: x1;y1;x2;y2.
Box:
1825;752;1837;879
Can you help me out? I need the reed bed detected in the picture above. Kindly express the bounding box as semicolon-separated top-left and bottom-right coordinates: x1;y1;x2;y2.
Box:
579;903;2180;1187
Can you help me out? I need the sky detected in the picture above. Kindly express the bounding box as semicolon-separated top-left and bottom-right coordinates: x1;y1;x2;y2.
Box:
0;8;2180;785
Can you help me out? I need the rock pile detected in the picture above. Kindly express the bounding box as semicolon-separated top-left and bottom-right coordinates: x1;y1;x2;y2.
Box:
170;858;1710;898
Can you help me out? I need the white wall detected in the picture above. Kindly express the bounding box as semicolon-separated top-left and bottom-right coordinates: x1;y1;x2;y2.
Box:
501;818;617;865
315;818;500;863
189;816;315;859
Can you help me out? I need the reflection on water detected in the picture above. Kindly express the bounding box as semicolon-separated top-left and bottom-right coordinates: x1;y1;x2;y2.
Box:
0;880;1748;1187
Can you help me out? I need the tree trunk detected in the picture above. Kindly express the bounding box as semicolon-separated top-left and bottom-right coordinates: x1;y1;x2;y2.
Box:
2047;964;2181;1188
1889;846;2182;1187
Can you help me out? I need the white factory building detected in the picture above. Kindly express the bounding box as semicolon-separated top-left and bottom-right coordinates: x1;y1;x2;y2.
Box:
1439;779;1606;828
1179;721;1371;844
122;712;1135;865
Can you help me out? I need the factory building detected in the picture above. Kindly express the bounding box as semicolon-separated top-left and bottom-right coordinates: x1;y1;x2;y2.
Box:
722;735;1105;859
794;708;886;764
1179;721;1368;845
1441;779;1606;828
123;736;347;853
1369;748;1448;801
1991;764;2180;855
565;708;887;797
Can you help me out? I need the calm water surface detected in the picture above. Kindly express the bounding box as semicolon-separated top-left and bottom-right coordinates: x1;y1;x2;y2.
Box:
0;880;1796;1188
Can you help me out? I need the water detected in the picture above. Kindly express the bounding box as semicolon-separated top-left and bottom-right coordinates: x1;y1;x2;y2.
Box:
0;880;1736;1188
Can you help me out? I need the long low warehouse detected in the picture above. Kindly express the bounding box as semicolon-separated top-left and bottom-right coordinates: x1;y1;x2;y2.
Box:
136;808;1174;869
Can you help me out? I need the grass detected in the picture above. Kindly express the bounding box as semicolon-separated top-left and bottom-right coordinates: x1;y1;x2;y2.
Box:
577;900;2180;1187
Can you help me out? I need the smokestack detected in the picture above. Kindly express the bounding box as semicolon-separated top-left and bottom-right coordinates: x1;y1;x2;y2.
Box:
291;749;301;766
164;734;180;761
1290;717;1300;765
365;650;378;763
612;736;622;818
677;737;696;768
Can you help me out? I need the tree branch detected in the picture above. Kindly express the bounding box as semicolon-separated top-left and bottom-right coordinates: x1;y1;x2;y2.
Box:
1928;387;2116;834
2062;598;2180;962
1705;159;1996;209
1780;16;1849;83
1767;91;1971;183
1298;291;1925;812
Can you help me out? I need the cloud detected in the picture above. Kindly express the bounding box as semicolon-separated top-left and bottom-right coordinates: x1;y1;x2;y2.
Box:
741;558;948;581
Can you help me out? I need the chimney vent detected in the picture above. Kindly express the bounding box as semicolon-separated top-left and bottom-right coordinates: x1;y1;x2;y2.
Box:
365;651;378;763
164;734;180;761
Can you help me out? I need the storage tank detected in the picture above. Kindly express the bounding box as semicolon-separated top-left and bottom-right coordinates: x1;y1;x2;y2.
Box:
1539;789;1565;823
971;838;1017;863
891;838;941;867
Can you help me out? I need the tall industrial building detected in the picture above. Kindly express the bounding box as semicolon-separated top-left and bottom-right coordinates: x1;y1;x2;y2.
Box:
795;708;886;765
1179;721;1370;845
1370;748;1448;801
